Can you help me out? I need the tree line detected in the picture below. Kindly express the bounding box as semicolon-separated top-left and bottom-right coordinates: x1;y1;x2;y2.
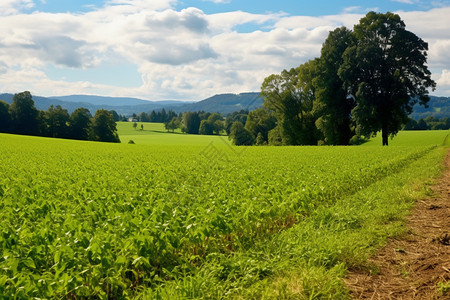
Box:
158;111;225;135
131;108;257;139
404;116;450;131
229;12;435;146
0;91;120;143
132;109;227;135
135;108;178;124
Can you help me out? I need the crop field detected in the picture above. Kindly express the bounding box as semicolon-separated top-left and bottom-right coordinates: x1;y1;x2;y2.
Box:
0;130;448;298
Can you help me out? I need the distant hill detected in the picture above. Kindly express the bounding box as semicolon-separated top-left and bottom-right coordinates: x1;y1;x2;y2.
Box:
0;93;190;115
410;96;450;120
170;92;264;114
0;93;79;112
50;95;184;107
0;92;447;117
0;92;264;115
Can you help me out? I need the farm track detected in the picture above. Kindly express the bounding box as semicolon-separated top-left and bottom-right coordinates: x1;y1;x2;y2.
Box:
345;149;450;299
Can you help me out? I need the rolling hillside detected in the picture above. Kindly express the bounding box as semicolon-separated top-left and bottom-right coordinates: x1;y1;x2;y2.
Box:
171;92;264;114
0;92;448;117
410;96;450;120
0;93;189;115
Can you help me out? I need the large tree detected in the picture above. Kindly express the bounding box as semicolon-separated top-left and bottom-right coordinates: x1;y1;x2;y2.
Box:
69;107;92;140
0;100;10;133
183;111;201;134
314;27;356;145
225;110;248;135
228;121;254;146
8;91;40;135
44;105;70;138
244;108;277;145
261;60;319;145
339;12;436;145
90;109;120;143
199;119;215;135
165;117;181;132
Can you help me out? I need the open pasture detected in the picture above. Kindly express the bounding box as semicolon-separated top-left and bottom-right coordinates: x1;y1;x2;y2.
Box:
0;131;447;298
116;121;230;146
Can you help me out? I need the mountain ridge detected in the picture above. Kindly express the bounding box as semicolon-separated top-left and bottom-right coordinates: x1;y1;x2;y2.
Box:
0;92;448;118
49;95;187;107
0;92;264;115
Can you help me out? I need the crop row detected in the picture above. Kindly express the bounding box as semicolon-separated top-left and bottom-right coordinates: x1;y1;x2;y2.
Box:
0;134;435;298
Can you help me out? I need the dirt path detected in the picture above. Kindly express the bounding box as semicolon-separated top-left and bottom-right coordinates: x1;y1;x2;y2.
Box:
345;150;450;299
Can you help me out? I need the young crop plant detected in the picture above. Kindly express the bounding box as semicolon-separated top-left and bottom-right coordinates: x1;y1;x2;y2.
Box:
0;131;446;298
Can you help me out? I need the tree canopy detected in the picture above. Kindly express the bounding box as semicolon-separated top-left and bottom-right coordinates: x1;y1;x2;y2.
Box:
0;92;120;143
90;109;121;143
183;112;201;134
69;108;92;140
261;62;319;145
44;105;70;138
0;100;10;133
314;27;355;145
260;11;435;146
9;91;39;135
339;12;436;145
228;121;254;146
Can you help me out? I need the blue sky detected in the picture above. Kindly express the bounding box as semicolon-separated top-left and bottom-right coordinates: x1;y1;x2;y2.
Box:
1;0;449;100
31;0;444;16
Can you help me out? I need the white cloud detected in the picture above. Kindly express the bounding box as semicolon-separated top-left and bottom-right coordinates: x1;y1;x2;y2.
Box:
434;69;450;95
0;0;34;15
203;0;231;3
105;0;175;11
206;10;282;33
0;2;449;100
401;7;450;39
0;61;7;74
342;6;379;14
392;0;416;4
274;14;362;30
431;1;450;8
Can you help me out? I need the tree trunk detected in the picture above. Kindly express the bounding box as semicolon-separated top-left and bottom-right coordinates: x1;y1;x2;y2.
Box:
382;125;389;146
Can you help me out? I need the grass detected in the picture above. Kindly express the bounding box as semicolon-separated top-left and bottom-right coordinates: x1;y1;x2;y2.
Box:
0;129;448;298
205;145;447;299
438;281;450;297
363;130;449;146
116;121;231;146
117;122;449;147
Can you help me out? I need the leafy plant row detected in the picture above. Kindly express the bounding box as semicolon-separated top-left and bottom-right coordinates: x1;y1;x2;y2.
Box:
0;134;435;298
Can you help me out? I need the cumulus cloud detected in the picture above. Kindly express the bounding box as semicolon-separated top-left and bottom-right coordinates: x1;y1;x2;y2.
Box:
434;69;450;95
31;36;93;68
207;11;282;33
144;42;218;65
274;14;362;30
0;1;449;99
0;0;34;15
144;7;209;33
0;13;101;69
114;8;216;65
0;61;7;74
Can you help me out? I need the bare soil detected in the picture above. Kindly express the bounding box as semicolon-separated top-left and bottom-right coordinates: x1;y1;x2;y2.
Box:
345;150;450;299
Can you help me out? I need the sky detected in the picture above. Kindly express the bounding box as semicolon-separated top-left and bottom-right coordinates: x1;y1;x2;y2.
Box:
0;0;449;101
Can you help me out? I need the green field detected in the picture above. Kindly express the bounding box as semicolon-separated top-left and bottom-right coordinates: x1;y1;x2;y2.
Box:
0;130;448;298
117;122;230;146
117;121;449;147
362;130;449;146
